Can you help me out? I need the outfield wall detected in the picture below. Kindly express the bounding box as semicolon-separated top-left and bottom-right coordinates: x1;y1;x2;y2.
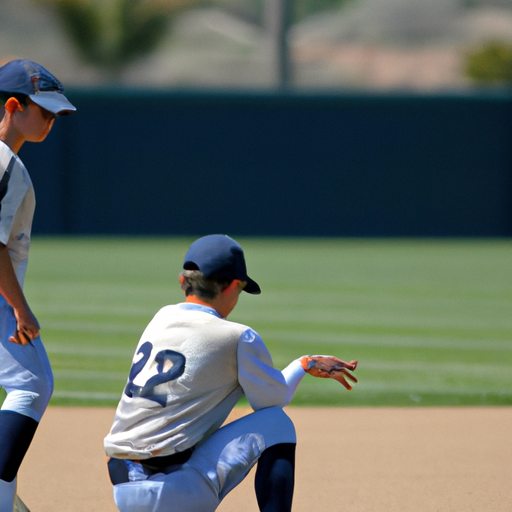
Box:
21;90;512;237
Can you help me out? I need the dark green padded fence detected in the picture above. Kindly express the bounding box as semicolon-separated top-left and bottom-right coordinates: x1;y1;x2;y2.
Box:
21;90;512;237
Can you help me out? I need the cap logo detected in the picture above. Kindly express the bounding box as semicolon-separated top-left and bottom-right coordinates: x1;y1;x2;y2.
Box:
31;76;40;94
22;60;64;93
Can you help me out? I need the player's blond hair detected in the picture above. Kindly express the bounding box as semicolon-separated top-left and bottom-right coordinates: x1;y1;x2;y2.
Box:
180;270;232;300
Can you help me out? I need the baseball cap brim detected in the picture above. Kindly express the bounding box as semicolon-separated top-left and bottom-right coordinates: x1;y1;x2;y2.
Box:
243;277;261;295
29;91;76;116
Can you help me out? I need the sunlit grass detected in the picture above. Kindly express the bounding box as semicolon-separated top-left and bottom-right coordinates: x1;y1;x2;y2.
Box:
13;236;512;407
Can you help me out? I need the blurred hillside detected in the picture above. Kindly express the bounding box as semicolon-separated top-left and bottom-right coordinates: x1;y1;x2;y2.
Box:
2;0;512;90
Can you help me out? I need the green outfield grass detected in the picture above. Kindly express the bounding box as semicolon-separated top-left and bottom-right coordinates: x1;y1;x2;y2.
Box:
5;236;511;408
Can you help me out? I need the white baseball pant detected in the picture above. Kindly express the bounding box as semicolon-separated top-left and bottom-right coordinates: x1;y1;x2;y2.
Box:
113;406;296;512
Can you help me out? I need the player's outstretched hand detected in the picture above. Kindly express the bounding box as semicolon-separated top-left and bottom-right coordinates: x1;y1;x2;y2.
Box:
300;355;358;390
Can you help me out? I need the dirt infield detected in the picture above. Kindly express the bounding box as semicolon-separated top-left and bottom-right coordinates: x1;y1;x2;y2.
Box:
18;406;512;512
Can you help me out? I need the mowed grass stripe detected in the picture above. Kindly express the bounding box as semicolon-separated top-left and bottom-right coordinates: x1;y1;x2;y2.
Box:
261;331;512;351
44;330;511;353
51;360;510;397
18;236;512;407
52;391;121;401
42;321;144;335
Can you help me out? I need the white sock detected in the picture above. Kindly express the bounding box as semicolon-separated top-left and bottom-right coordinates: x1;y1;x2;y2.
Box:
0;477;16;512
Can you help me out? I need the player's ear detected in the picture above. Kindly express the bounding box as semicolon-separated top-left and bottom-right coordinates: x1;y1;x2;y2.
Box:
5;97;24;114
222;280;242;295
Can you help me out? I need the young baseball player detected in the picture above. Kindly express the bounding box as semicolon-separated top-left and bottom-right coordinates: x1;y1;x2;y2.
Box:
104;234;358;512
0;59;76;512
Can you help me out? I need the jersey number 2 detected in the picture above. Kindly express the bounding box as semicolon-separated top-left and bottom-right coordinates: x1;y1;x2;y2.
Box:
124;341;186;406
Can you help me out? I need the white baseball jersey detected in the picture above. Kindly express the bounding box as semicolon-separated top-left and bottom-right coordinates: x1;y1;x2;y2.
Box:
104;303;305;460
0;140;35;289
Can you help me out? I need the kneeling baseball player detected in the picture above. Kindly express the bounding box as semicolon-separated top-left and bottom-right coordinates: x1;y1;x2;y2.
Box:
104;234;358;512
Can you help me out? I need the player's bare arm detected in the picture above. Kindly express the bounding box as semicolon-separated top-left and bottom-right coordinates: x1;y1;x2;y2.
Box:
0;243;39;344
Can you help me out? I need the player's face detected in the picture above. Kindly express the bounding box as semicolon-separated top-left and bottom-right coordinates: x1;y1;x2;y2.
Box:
15;99;56;143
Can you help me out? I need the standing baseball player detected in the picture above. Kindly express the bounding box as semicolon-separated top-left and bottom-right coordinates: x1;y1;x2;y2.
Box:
104;234;357;512
0;59;76;512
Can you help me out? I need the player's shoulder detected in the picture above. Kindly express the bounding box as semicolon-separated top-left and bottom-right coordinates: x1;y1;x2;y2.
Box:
224;322;262;344
238;326;263;342
149;304;182;323
226;318;251;331
0;141;25;175
154;303;179;315
0;140;14;172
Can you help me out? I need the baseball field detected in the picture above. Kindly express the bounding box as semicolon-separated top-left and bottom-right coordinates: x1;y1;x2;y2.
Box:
4;237;512;511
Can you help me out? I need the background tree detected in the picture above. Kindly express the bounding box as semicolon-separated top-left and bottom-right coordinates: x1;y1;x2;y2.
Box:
32;0;207;79
33;0;355;86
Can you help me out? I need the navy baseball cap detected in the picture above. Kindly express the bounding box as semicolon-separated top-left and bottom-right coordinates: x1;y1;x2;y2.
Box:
183;235;261;295
0;59;76;116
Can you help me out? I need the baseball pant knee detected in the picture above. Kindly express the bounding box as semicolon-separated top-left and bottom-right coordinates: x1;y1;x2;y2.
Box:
1;384;53;423
0;332;54;423
188;407;296;500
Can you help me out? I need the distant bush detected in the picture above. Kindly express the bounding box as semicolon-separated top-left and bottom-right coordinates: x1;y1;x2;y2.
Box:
465;41;512;86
